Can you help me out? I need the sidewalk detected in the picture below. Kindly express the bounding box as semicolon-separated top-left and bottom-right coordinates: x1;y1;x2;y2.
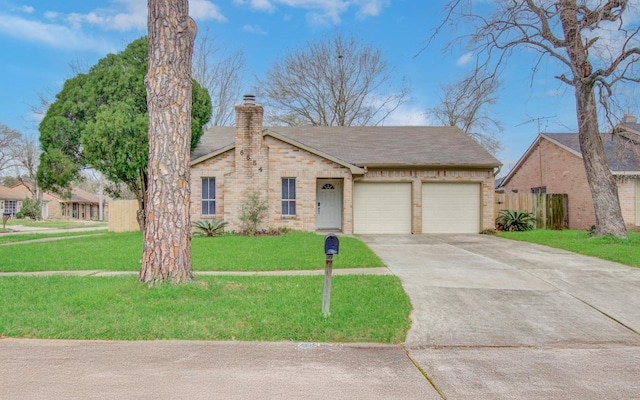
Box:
1;224;108;236
0;267;392;277
0;339;440;400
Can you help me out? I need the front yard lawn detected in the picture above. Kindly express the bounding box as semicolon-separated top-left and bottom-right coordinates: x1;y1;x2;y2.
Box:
0;231;384;272
0;274;410;343
498;229;640;268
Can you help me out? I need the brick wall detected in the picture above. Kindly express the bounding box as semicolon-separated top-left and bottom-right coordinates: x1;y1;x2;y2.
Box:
503;137;639;229
617;177;639;229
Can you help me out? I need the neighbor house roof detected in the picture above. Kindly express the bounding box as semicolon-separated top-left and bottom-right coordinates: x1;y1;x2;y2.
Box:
191;126;501;169
544;133;640;172
60;188;102;204
500;132;640;188
0;185;24;201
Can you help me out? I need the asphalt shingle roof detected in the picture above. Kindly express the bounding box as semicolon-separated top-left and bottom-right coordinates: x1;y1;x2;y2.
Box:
192;126;501;168
0;185;24;201
544;132;640;172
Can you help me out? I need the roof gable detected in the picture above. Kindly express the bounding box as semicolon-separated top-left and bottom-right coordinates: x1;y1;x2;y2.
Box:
500;132;640;187
544;132;640;172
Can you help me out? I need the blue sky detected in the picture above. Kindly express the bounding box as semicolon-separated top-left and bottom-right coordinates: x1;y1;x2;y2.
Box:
0;0;628;175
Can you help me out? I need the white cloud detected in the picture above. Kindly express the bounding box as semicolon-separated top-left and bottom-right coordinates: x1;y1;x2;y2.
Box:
456;52;473;66
383;104;431;126
43;1;225;33
0;13;114;52
353;0;390;19
233;0;386;25
190;0;228;22
43;11;59;21
19;5;34;13
233;0;275;12
242;24;268;35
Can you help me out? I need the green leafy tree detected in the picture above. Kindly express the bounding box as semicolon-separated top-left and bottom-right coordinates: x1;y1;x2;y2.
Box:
15;197;42;220
37;37;212;231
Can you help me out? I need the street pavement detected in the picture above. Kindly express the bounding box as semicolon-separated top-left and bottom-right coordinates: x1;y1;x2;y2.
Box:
2;233;640;399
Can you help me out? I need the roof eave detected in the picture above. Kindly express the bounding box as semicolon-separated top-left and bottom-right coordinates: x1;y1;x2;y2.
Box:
361;163;501;169
613;170;640;176
190;143;235;166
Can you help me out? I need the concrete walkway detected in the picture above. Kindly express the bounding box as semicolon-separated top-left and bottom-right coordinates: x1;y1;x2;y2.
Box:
361;234;640;399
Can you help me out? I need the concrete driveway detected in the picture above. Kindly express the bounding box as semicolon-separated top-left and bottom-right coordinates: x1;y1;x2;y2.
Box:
361;234;640;400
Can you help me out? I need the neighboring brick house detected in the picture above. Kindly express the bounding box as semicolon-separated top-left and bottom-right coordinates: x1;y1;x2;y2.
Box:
58;187;108;221
498;115;640;230
190;96;501;234
8;183;108;221
9;182;61;219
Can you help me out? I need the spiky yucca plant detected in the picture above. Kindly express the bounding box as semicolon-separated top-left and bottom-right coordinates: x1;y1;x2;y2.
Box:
496;210;536;232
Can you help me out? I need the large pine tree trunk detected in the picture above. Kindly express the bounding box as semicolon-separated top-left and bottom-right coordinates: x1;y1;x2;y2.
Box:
140;0;196;284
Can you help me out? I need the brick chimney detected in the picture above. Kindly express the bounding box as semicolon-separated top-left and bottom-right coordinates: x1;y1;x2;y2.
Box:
234;94;267;188
622;113;637;125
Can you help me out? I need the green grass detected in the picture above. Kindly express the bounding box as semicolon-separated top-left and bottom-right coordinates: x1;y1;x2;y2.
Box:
6;219;107;229
498;229;640;268
0;231;384;272
0;275;410;343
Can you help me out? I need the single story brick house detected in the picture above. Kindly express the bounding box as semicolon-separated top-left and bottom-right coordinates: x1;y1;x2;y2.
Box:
498;115;640;230
9;182;58;219
190;96;501;234
8;183;108;221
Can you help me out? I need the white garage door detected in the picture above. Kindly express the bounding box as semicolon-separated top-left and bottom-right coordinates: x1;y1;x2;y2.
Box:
422;183;480;233
354;183;412;234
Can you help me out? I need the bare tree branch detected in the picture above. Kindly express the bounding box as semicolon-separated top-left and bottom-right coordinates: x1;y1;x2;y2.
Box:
192;27;246;127
257;32;410;127
429;71;503;154
0;124;21;175
427;0;640;237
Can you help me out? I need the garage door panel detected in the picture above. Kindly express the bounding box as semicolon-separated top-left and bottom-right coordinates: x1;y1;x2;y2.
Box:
354;183;411;234
422;183;480;233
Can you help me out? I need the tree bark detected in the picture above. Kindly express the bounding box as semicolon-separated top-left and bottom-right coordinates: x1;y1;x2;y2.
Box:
559;0;627;237
575;85;627;237
140;0;196;283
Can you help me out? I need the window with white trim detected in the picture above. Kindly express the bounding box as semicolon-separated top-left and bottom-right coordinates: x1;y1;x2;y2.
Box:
5;200;17;216
201;177;216;215
282;178;296;216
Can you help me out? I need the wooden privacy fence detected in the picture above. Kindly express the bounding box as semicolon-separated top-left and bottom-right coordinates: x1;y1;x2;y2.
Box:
108;200;140;232
495;193;568;230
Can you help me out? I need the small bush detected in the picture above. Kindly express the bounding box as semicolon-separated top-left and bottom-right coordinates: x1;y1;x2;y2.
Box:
496;210;536;232
15;197;42;220
193;219;228;237
239;191;268;235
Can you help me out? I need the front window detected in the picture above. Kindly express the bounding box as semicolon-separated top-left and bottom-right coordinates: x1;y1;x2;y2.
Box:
282;178;296;216
5;200;17;216
202;177;216;215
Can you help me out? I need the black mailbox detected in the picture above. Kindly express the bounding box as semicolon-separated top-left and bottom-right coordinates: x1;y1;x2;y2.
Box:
324;234;339;255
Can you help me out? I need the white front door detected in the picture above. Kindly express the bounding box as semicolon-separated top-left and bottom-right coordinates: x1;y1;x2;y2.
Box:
316;179;342;230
